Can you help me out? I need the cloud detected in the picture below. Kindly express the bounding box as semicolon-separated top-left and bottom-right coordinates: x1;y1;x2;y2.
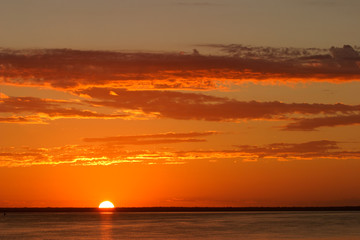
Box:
83;131;218;145
0;95;128;123
330;45;359;59
206;44;360;71
0;144;187;167
284;114;360;131
77;87;360;129
235;140;339;158
180;140;360;161
0;116;42;123
2;88;359;130
0;46;359;91
200;44;330;60
231;140;360;160
1;140;359;167
330;45;360;69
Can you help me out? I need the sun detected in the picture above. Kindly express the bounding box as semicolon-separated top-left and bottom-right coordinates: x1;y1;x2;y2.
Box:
99;201;115;209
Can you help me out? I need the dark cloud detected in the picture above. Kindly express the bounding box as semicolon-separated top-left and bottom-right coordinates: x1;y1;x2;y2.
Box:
0;46;359;90
83;131;218;145
205;44;360;71
330;45;359;59
0;96;127;122
77;87;360;129
200;44;330;60
285;114;360;131
330;45;360;69
2;88;359;130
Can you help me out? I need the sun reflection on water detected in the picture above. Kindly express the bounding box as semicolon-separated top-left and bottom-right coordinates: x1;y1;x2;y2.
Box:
100;211;114;240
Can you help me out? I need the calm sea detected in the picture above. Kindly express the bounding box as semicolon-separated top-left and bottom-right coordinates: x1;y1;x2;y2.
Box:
1;211;360;239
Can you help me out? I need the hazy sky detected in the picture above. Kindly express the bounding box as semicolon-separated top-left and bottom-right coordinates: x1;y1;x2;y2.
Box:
1;0;360;50
0;0;359;208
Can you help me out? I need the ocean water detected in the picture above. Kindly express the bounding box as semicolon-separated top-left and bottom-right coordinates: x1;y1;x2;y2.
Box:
1;211;360;239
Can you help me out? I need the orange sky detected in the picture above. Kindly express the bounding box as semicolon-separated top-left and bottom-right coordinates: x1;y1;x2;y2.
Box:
1;1;360;208
1;45;360;207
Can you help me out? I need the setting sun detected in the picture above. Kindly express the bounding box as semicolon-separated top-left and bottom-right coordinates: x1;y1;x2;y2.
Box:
99;201;115;209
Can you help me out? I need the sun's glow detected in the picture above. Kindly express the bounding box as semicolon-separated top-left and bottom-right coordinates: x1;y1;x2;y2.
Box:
99;201;115;208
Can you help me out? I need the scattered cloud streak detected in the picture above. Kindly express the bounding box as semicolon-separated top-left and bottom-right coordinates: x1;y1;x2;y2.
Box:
83;131;218;145
1;139;359;167
178;140;360;162
235;140;340;159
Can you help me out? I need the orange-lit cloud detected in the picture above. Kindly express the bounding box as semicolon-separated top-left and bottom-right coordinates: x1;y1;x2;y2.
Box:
1;138;359;167
1;46;359;91
0;145;186;167
0;116;42;123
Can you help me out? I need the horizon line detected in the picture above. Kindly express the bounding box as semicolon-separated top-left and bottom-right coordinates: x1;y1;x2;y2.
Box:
2;206;360;212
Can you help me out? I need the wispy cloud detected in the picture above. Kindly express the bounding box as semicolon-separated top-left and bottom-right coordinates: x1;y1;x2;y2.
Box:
179;140;360;161
242;140;360;160
235;140;339;159
1;139;359;167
